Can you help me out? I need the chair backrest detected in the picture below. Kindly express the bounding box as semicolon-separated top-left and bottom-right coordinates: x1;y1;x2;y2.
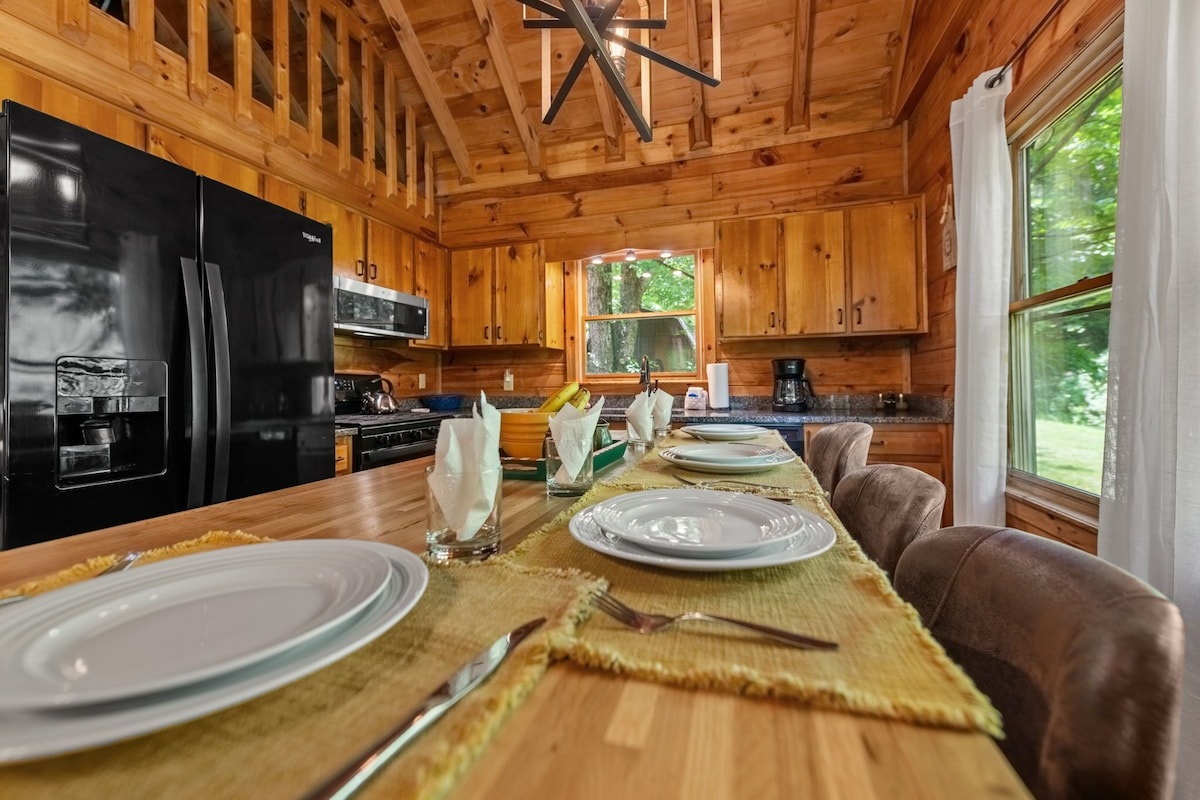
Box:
805;422;873;495
894;526;1184;800
831;463;945;577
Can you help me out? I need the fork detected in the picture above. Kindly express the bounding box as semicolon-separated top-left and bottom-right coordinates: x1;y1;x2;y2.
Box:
672;474;794;502
0;550;144;608
590;590;837;651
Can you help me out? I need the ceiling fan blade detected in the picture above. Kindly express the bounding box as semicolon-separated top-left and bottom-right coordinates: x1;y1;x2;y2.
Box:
559;0;653;141
543;46;591;124
524;18;665;29
522;19;576;28
515;0;567;20
604;32;721;87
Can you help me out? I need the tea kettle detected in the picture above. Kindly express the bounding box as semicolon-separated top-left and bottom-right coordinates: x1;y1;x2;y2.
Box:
361;377;400;414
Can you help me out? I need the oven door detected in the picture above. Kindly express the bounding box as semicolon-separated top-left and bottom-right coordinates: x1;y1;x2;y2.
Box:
356;428;437;470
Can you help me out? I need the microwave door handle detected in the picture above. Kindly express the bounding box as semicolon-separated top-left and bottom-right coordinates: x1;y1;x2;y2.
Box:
180;258;209;509
205;261;232;503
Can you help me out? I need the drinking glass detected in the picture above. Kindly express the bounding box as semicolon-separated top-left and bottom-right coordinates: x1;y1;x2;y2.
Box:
545;436;594;497
425;465;502;562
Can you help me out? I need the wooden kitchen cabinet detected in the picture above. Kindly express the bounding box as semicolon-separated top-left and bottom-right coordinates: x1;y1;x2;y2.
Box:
718;197;926;339
334;437;352;476
449;243;564;348
304;193;416;293
806;422;952;525
412;238;449;349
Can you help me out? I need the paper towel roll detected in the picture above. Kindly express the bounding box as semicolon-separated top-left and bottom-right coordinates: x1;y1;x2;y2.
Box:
706;362;730;409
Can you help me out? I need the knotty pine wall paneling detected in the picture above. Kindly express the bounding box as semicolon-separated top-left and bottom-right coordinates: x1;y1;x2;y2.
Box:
334;335;441;398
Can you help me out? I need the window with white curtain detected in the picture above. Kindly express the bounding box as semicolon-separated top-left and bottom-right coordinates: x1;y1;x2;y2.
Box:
1009;66;1122;498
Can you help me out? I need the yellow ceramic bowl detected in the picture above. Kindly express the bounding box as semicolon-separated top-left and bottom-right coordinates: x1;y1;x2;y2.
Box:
499;408;551;459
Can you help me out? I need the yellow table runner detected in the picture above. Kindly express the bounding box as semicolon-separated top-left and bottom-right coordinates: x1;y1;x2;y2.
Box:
0;533;602;800
505;432;1003;737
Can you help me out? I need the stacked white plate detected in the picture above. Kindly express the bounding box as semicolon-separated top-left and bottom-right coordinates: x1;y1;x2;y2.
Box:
658;442;796;474
570;488;836;571
679;423;769;441
0;540;428;763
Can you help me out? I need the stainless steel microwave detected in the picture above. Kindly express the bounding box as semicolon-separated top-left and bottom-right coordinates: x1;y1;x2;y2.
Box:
333;276;429;339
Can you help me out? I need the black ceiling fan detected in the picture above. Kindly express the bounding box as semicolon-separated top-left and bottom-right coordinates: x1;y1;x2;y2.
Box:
514;0;720;142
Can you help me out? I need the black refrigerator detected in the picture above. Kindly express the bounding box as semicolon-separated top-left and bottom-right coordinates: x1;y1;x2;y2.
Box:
0;101;335;550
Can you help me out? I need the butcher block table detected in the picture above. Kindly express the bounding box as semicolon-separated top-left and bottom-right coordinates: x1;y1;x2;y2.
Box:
0;445;1029;800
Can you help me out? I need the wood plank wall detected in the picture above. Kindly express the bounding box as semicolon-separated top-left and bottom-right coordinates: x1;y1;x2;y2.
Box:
905;0;1122;550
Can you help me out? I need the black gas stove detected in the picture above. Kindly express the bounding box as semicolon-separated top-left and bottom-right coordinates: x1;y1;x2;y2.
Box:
334;374;455;470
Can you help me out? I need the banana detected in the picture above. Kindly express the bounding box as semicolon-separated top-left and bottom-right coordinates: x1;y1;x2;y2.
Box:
569;387;590;409
537;381;580;413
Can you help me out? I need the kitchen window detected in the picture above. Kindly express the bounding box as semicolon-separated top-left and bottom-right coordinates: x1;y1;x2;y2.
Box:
1009;65;1121;499
581;250;700;381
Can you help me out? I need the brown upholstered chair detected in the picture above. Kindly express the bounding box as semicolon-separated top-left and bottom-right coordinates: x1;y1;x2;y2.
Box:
830;463;945;578
894;526;1185;800
805;421;874;496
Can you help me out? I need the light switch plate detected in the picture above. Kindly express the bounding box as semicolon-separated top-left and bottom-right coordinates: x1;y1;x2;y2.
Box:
418;373;427;389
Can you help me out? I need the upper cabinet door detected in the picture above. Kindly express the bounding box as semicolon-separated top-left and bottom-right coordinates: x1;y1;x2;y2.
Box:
413;239;448;349
847;199;924;333
718;219;782;338
495;242;543;345
449;247;496;346
783;211;846;335
305;192;365;281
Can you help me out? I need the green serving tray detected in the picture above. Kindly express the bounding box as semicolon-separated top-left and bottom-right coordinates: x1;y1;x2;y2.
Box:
502;439;628;481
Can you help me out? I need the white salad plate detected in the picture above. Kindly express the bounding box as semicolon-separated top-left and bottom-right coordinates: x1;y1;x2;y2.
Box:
0;541;393;710
0;541;428;764
659;445;796;474
680;424;769;441
589;489;811;558
662;443;780;464
569;504;836;571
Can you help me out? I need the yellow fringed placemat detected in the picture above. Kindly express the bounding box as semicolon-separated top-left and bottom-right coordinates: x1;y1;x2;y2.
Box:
504;443;1003;738
0;536;602;800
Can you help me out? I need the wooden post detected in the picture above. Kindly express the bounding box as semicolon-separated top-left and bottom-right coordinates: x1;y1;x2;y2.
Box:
385;63;399;198
234;0;254;125
273;0;290;143
362;41;375;188
423;140;434;219
406;105;417;209
128;0;156;78
189;0;209;102
307;0;323;156
335;8;351;176
57;0;90;45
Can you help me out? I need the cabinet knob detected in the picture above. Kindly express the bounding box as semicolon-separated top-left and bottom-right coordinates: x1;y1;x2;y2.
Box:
369;262;378;280
484;326;490;340
837;308;844;325
355;259;366;277
856;307;863;325
768;311;776;329
496;325;502;341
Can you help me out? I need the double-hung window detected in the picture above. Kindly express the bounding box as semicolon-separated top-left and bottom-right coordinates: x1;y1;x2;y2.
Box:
1009;66;1122;498
582;250;700;381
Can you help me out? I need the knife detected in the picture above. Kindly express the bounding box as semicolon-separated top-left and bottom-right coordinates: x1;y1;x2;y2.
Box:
303;617;546;800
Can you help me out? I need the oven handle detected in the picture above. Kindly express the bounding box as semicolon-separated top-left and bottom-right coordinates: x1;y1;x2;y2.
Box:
359;442;436;469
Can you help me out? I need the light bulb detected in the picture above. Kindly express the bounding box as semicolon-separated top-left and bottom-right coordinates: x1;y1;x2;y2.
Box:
625;249;637;261
612;274;623;281
661;250;672;258
672;269;683;277
590;256;603;265
641;271;652;279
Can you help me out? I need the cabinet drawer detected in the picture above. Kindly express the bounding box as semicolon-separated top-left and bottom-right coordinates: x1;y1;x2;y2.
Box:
868;428;943;459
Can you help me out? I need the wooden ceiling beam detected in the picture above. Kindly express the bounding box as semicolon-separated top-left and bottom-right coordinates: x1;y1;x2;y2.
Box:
467;0;543;172
890;0;974;123
785;0;814;133
684;0;711;149
587;60;625;162
377;0;476;183
884;0;916;124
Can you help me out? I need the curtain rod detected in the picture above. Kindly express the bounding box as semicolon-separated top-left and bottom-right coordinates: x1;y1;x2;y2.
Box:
985;0;1070;88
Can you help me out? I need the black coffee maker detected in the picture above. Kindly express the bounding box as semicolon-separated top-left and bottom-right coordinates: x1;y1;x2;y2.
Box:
772;359;815;411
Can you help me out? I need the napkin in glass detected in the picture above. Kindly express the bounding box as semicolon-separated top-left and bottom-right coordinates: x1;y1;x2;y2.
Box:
624;391;655;442
429;392;501;541
548;397;605;482
651;388;674;430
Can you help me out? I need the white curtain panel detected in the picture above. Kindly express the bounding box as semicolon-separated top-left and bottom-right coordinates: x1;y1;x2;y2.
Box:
1100;2;1200;797
949;69;1013;526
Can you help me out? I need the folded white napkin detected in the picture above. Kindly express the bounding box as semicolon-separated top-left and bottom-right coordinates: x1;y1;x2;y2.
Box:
625;392;655;442
549;397;605;482
651;388;674;430
429;392;501;541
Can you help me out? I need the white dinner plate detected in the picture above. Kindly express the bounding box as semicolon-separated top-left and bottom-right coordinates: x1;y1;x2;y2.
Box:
0;541;393;710
659;446;796;474
680;424;770;441
663;443;781;464
589;489;810;558
0;541;428;763
568;507;836;571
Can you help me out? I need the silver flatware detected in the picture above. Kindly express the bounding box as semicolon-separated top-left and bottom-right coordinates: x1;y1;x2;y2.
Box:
591;589;837;651
672;474;794;503
303;617;546;800
0;550;143;608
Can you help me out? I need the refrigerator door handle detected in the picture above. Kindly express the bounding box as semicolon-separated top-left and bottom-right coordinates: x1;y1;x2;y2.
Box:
180;258;209;509
205;261;232;504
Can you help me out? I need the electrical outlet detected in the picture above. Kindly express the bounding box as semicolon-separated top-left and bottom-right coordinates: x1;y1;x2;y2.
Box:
503;370;514;391
418;373;426;389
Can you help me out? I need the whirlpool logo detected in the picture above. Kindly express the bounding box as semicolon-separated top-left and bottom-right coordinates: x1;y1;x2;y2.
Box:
302;231;323;244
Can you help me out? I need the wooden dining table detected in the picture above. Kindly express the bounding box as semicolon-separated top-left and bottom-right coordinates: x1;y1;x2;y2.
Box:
0;452;1030;799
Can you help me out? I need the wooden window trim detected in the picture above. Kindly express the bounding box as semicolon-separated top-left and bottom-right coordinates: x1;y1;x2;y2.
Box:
1006;470;1099;533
